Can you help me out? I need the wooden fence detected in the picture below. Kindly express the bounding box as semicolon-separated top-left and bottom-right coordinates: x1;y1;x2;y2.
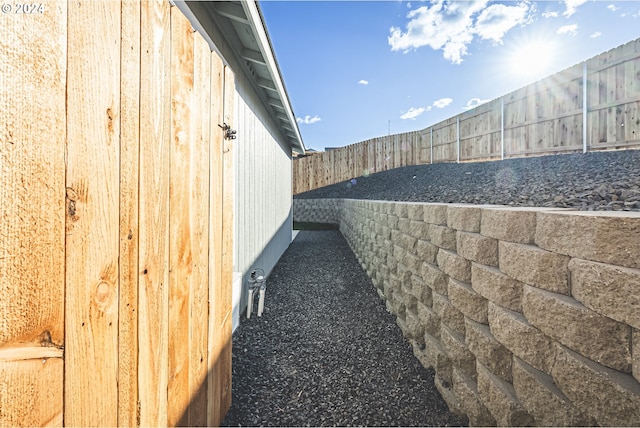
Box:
1;2;233;426
293;38;640;194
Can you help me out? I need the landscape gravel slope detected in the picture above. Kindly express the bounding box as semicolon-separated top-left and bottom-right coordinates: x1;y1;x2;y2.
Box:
295;150;640;211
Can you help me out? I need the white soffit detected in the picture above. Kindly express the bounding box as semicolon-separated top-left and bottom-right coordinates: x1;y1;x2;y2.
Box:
180;0;305;154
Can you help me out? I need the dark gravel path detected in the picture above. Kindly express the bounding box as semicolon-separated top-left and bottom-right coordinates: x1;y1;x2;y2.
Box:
222;230;466;427
295;150;640;211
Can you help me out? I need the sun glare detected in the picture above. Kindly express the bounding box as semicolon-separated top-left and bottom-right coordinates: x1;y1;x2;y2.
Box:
508;40;555;82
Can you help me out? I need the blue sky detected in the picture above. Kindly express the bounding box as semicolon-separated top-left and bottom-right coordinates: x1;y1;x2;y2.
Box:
259;0;640;152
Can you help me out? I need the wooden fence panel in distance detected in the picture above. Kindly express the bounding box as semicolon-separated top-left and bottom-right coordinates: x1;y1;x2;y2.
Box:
432;117;457;163
417;130;430;164
349;145;356;179
375;137;384;174
64;1;121;424
504;65;583;157
323;150;333;188
0;2;66;425
459;98;501;161
292;38;640;194
587;39;640;150
366;139;375;173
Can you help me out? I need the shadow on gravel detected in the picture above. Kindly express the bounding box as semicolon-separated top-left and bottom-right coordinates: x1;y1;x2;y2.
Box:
222;230;467;427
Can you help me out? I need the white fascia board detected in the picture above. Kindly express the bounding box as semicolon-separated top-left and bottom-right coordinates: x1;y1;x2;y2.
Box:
241;1;305;154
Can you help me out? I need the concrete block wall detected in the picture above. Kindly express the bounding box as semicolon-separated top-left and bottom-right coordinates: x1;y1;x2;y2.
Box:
293;198;640;426
293;198;343;224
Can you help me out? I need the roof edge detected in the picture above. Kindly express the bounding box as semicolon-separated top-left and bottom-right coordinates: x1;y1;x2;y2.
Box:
174;0;305;154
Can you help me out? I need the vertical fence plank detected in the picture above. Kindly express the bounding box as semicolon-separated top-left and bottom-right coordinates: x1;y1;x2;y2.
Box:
208;53;233;427
0;2;66;425
64;1;121;425
219;65;235;425
622;42;639;144
323;151;331;186
168;8;195;426
118;1;141;425
187;30;213;428
207;50;225;427
139;0;171;425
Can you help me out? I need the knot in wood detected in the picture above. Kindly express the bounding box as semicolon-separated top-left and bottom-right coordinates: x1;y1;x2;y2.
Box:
94;280;115;311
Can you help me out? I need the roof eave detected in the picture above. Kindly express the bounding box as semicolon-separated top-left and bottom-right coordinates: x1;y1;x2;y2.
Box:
177;0;305;155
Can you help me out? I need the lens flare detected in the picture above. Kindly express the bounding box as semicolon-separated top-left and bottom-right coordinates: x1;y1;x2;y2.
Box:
507;37;556;83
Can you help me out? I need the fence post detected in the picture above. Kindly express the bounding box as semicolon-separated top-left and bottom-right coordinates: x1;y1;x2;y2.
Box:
583;62;588;153
456;116;460;163
501;97;505;160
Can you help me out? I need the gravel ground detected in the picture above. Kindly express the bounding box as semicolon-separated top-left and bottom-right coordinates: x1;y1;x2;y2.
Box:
295;150;640;211
222;230;467;427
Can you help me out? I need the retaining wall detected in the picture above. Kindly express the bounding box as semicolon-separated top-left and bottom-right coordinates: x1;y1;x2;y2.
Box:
293;198;640;426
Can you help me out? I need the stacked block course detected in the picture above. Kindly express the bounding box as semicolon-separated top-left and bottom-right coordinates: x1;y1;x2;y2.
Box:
293;198;640;426
293;198;343;224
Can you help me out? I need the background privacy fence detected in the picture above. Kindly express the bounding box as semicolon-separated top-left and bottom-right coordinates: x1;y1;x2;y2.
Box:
293;38;640;194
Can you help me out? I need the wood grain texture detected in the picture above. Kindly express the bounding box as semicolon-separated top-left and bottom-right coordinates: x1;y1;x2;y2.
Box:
0;0;66;348
118;1;141;425
138;0;171;425
186;30;213;428
168;8;195;426
64;1;120;425
0;358;63;426
207;51;226;427
0;8;66;422
218;65;235;423
2;1;243;425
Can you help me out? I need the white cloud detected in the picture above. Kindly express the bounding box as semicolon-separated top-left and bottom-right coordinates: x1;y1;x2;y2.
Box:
400;107;429;120
358;80;369;85
607;4;619;12
563;0;587;17
388;0;532;64
297;115;321;125
590;31;602;38
462;98;491;111
475;2;531;43
433;98;453;109
542;10;559;18
557;24;578;36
